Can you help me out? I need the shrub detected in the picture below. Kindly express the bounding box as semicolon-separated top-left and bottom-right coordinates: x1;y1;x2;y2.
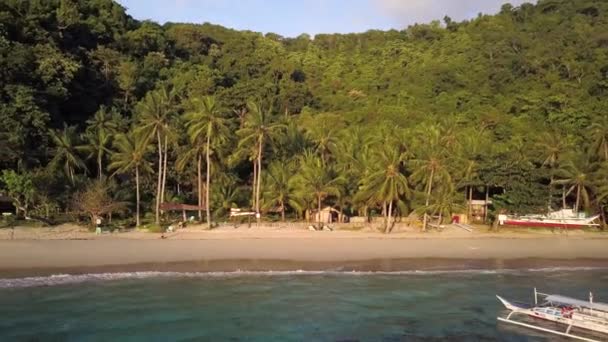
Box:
71;179;128;226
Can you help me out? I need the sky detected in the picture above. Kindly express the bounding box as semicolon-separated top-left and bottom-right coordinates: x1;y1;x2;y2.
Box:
117;0;533;37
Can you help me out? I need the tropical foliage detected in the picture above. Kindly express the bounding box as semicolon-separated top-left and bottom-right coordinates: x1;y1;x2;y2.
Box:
2;0;608;231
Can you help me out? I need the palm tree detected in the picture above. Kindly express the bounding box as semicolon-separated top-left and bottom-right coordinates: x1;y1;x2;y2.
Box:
306;121;339;162
409;124;452;231
288;190;315;221
417;188;465;225
183;96;231;229
211;174;245;219
273;120;311;163
357;146;410;233
595;162;608;226
135;88;173;224
536;131;571;168
335;126;376;218
263;161;293;221
233;107;248;128
291;152;342;228
229;141;259;210
176;139;206;221
86;106;120;137
236;100;286;223
553;157;597;213
590;116;608;161
458;132;486;221
536;131;573;209
108;132;151;227
77;129;112;180
48;125;86;183
334;126;375;177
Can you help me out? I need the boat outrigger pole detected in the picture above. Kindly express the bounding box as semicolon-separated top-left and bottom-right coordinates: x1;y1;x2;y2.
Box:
496;316;600;342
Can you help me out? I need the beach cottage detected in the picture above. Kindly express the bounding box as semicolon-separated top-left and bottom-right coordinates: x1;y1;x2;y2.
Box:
307;207;341;223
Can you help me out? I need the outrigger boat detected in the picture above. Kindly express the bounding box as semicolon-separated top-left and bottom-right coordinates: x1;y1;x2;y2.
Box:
498;209;600;229
496;288;608;341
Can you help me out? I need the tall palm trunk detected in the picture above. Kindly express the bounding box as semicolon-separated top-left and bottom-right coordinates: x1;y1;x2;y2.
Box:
205;131;212;229
467;186;473;222
123;91;129;111
386;200;393;234
317;194;322;228
135;165;140;227
255;136;263;223
575;184;581;213
382;201;387;229
160;134;168;207
197;154;202;221
155;131;163;224
484;186;489;223
252;159;257;210
280;199;285;222
97;152;103;180
548;173;554;211
562;185;567;209
422;168;435;231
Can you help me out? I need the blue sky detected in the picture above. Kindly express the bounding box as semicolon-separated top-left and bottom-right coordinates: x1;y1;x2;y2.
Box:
117;0;533;37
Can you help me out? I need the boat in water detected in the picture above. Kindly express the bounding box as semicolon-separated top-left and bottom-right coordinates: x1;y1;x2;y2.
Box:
497;209;600;229
496;288;608;341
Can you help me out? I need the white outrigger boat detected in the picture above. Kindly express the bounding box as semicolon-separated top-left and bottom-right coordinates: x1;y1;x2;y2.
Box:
498;209;600;229
497;288;608;341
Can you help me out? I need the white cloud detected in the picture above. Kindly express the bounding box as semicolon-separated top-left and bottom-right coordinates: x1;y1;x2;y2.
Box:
374;0;535;26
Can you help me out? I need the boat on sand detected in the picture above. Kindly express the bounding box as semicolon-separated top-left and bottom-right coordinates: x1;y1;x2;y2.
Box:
498;209;600;229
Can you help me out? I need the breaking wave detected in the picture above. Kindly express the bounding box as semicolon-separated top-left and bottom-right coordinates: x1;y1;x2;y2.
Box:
1;266;606;289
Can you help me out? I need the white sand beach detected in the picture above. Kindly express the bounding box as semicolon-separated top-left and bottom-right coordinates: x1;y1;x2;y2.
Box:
0;224;607;275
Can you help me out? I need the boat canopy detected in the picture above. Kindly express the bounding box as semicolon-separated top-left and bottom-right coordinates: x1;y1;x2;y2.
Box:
545;294;608;312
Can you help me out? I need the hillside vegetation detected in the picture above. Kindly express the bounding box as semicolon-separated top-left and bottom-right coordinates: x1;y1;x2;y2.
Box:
1;0;607;231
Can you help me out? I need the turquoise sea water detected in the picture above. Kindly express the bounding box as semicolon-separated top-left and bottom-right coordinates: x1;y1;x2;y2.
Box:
0;268;607;341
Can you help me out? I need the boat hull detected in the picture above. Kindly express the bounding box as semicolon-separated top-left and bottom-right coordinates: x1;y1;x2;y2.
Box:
502;220;593;229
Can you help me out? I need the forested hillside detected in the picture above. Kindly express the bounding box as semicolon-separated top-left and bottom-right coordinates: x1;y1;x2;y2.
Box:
1;0;607;230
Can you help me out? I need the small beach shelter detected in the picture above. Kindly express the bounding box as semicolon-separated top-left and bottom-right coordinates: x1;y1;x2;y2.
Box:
308;206;340;223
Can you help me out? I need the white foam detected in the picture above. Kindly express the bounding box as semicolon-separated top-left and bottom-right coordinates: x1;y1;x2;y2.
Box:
0;267;605;289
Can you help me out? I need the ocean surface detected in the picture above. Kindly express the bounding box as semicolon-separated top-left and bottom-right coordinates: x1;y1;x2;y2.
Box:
0;267;607;341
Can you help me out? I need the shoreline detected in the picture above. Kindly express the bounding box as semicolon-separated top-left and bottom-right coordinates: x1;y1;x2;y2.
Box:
1;235;608;277
1;258;607;279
